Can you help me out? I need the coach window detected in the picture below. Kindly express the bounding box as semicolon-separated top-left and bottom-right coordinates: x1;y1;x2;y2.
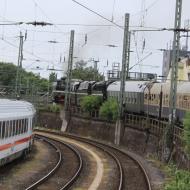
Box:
21;119;24;134
5;121;9;138
12;120;15;136
15;120;18;135
25;119;28;133
23;119;26;133
19;120;22;134
16;120;19;135
0;122;1;139
0;121;3;139
20;119;23;134
11;120;14;137
1;121;5;139
13;120;18;136
9;120;12;137
14;120;17;135
12;120;14;136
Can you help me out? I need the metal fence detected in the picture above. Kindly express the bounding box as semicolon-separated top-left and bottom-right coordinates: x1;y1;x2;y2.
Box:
70;106;184;147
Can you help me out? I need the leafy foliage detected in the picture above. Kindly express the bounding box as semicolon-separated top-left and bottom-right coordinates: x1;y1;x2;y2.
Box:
47;104;61;113
80;95;102;113
39;104;61;113
0;62;50;92
0;62;17;86
72;66;104;81
183;111;190;158
49;72;57;83
164;168;190;190
75;60;87;69
99;98;118;121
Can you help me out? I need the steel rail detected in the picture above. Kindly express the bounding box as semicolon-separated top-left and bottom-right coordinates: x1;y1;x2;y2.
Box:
35;129;152;190
33;134;83;190
26;136;62;190
64;133;152;190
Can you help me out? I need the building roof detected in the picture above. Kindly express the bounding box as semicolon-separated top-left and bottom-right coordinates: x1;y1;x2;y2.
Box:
0;99;36;120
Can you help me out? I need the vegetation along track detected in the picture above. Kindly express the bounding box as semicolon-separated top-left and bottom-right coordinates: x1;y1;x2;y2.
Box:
35;129;152;190
26;135;83;190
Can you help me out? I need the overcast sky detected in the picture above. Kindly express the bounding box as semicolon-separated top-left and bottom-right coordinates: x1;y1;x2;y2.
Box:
0;0;190;79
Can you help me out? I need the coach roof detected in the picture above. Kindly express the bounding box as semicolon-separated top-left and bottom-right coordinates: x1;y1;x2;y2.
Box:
0;99;36;120
107;81;149;93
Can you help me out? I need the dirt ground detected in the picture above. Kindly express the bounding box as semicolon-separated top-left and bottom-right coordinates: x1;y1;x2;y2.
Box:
0;139;57;190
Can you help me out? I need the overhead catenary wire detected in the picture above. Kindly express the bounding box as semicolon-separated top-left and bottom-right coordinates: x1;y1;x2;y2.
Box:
31;0;66;34
131;0;161;17
71;0;123;29
1;38;51;63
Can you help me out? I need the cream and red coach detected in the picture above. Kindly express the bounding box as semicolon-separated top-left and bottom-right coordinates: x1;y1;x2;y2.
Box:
0;99;36;166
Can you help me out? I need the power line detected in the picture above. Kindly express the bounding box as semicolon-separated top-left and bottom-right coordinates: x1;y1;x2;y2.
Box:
131;0;160;17
0;22;23;26
71;0;123;29
31;0;65;34
1;38;51;63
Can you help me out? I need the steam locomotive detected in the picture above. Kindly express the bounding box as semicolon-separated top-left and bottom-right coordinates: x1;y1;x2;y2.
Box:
52;76;190;122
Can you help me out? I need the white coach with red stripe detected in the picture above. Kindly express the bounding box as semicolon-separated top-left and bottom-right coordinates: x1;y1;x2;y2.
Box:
0;99;36;166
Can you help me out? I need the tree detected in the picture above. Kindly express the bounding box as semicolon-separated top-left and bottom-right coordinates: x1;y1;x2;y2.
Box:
49;72;57;83
0;62;17;86
75;60;87;69
72;66;104;81
80;95;102;114
0;62;49;93
99;98;118;121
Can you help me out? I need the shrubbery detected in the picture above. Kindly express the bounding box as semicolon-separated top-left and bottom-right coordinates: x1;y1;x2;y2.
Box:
164;168;190;190
183;111;190;158
80;95;102;113
99;98;118;121
39;104;61;113
48;104;61;113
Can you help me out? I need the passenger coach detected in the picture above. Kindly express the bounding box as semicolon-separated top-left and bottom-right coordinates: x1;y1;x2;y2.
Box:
0;99;36;166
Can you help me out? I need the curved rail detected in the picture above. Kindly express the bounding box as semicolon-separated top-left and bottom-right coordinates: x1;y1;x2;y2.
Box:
35;129;152;190
77;139;123;189
26;136;62;190
64;133;152;190
34;134;83;190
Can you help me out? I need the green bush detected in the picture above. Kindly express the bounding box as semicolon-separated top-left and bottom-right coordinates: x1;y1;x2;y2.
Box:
99;98;118;121
164;169;190;190
80;95;102;113
47;104;61;113
183;112;190;158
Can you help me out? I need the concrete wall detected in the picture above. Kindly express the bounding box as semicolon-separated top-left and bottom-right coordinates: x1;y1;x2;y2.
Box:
37;112;189;169
37;111;62;131
67;116;159;156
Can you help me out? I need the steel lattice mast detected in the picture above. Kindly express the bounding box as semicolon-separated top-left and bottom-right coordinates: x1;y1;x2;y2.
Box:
115;13;130;145
168;0;182;147
64;30;75;110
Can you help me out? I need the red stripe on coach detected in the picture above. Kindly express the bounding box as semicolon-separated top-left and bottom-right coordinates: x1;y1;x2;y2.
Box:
0;136;32;151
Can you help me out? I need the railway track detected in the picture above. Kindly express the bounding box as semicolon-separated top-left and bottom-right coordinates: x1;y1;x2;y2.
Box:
35;129;152;190
26;135;83;190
